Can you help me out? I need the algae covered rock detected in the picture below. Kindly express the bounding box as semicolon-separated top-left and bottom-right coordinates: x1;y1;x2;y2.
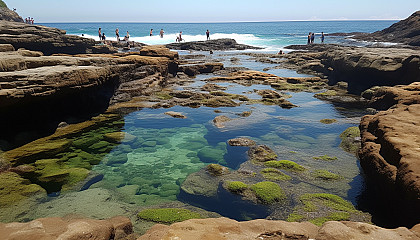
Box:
320;119;337;124
181;171;220;198
250;181;285;204
206;164;229;176
225;181;248;193
227;137;256;147
197;147;225;163
313;155;337;161
264;160;305;172
339;126;361;154
213;115;232;128
0;172;46;207
312;170;343;181
249;145;277;162
103;132;137;144
261;168;291;181
287;193;370;226
138;208;202;224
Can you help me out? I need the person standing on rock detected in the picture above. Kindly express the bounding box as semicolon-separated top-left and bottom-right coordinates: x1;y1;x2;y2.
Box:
311;32;315;44
115;28;120;42
206;29;210;40
160;29;164;38
98;28;102;41
321;32;325;43
307;32;311;44
150;29;153;36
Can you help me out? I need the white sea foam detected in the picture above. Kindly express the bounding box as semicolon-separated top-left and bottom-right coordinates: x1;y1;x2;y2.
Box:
76;32;283;51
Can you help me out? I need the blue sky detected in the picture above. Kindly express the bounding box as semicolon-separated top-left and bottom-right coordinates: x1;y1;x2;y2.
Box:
7;0;420;23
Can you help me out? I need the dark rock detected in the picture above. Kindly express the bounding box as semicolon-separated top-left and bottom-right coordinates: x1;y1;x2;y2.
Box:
355;11;420;46
0;5;23;22
166;38;262;51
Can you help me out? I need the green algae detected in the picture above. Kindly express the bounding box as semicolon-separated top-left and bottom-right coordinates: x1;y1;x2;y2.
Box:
154;91;174;100
197;146;226;163
137;208;202;224
261;168;291;181
300;193;356;213
0;172;46;207
226;181;248;193
315;90;337;97
250;145;278;163
339;126;361;154
250;181;285;204
286;193;364;226
320;119;337;124
313;155;338;161
264;160;305;172
312;170;343;181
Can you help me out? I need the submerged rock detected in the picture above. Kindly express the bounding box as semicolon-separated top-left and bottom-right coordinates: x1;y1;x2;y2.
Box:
228;137;256;147
164;111;187;119
248;145;278;162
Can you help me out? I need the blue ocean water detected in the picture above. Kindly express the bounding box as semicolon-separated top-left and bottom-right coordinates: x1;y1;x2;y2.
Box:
43;21;396;51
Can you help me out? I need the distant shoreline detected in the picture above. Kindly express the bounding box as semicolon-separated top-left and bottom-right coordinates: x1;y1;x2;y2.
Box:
37;20;399;24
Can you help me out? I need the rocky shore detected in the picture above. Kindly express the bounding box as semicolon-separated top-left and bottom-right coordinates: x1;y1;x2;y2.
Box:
0;6;420;239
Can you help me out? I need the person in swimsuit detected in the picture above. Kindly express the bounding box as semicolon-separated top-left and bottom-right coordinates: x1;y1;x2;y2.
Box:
206;29;210;40
307;32;311;44
160;29;164;38
311;33;315;44
115;28;120;41
321;32;325;43
98;28;102;41
150;29;153;36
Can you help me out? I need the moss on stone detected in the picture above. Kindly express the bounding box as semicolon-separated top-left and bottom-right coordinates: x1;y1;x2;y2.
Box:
313;155;338;161
250;181;285;204
312;170;343;181
264;160;305;172
226;181;248;193
309;212;351;226
249;145;278;162
206;164;229;176
300;193;356;213
287;213;304;222
261;168;291;181
137;208;202;224
339;126;361;154
155;91;174;100
315;90;337;97
320;119;337;124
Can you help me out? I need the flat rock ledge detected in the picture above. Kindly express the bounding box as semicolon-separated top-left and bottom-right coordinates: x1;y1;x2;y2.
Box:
139;217;420;240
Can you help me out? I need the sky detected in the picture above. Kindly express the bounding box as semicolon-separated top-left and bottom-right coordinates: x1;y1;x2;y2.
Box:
6;0;420;23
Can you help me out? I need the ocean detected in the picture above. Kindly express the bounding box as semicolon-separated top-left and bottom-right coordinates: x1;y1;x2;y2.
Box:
43;21;397;51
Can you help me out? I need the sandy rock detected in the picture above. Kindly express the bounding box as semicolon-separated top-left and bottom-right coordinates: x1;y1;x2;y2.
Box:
317;221;420;240
166;38;262;51
138;217;319;240
0;216;134;240
179;62;224;76
140;45;179;60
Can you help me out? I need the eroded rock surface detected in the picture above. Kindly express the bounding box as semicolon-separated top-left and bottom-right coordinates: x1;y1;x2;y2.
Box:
166;38;262;51
359;82;420;227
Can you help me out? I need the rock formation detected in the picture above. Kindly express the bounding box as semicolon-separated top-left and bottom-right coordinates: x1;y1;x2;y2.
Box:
0;216;137;240
359;82;420;227
0;20;110;55
282;44;420;94
0;44;178;149
0;1;23;22
356;11;420;46
139;217;420;240
166;38;262;51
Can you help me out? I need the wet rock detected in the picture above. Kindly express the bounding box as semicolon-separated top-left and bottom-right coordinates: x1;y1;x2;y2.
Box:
213;115;232;128
180;170;220;198
248;145;278;162
166;38;262;51
201;83;227;92
339;126;361;154
164;111;187;119
140;45;179;60
228;137;256;147
179;62;224;76
206;164;229;176
104;132;138;144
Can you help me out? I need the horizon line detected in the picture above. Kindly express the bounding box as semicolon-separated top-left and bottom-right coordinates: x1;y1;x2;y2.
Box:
37;19;401;24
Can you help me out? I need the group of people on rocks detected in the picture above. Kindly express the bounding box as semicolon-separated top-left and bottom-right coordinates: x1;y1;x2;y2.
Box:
25;17;34;24
307;32;325;44
97;28;130;43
